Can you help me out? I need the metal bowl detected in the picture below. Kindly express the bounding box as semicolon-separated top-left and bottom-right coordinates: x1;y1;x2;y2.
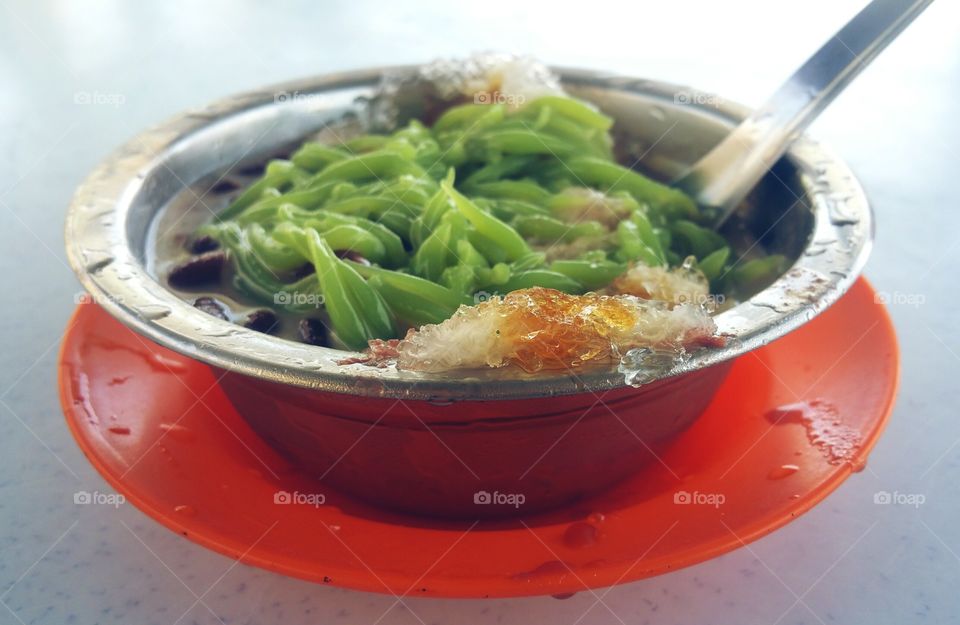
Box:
64;66;872;518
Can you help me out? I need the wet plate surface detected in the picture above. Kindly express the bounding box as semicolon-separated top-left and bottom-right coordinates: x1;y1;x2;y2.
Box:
58;278;897;598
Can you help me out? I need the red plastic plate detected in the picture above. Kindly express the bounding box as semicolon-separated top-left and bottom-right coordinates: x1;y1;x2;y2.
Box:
59;278;898;598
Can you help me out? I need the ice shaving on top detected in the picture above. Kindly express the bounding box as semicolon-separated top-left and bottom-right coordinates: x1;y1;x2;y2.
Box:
353;276;721;373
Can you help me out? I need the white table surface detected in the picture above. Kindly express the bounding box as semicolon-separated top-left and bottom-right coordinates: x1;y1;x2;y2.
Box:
1;1;959;623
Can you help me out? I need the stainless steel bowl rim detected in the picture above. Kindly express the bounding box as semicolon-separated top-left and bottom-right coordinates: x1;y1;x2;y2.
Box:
64;65;873;401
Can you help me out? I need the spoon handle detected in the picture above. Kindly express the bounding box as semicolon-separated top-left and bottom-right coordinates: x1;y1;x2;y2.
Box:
673;0;933;228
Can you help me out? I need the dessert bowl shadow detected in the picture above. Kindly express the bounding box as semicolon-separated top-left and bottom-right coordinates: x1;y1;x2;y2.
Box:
65;66;872;518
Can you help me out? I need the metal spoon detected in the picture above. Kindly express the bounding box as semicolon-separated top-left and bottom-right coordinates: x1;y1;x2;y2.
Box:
672;0;933;229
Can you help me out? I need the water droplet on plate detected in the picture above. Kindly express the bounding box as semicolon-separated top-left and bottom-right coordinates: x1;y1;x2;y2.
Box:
512;560;569;580
765;399;861;466
587;512;606;525
149;352;188;373
563;522;598;549
159;422;195;441
767;464;800;480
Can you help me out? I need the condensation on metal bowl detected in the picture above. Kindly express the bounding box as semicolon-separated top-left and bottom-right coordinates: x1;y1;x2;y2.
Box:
64;65;872;401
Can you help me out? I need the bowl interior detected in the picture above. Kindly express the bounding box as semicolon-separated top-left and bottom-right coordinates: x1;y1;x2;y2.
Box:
146;74;813;347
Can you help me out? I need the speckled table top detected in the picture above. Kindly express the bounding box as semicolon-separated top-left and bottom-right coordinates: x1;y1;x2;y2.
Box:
1;1;959;623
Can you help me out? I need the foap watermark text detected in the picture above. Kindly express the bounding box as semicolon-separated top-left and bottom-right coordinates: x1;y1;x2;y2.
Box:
674;490;725;508
274;490;326;507
474;490;525;508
